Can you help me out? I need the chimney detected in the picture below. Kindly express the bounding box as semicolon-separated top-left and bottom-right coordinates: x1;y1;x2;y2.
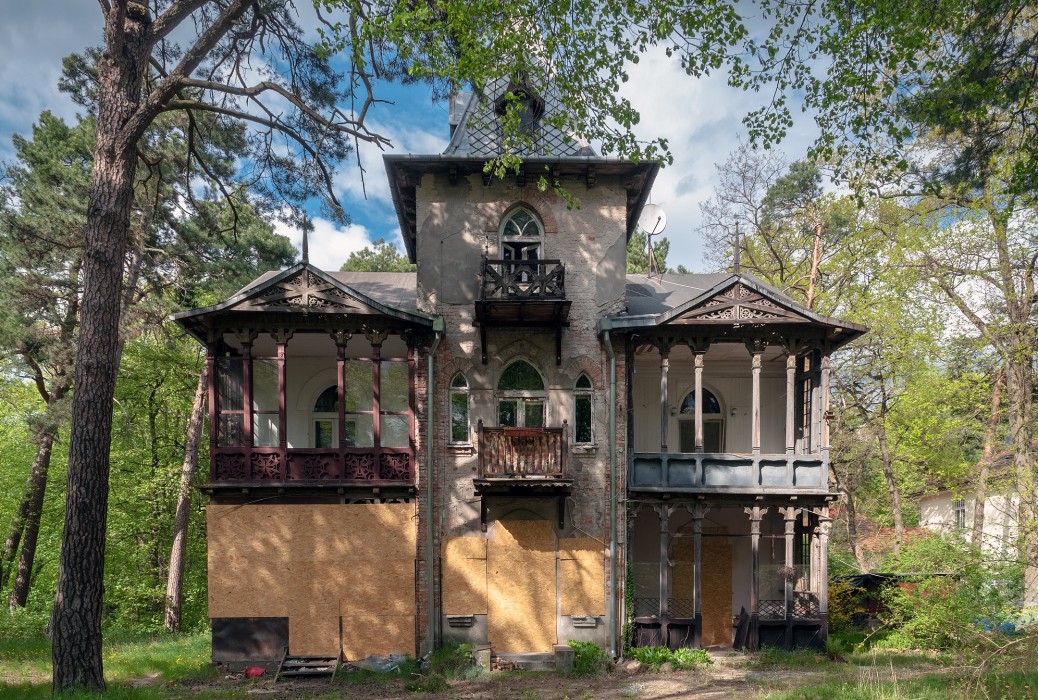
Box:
449;92;470;138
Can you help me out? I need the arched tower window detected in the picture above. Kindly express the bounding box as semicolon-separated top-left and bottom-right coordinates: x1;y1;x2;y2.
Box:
496;360;546;428
499;207;543;265
678;388;725;453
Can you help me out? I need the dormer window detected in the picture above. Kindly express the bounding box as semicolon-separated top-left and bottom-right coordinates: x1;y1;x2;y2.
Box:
494;80;545;138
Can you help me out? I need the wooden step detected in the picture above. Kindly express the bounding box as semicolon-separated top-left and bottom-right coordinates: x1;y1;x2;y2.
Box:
494;652;556;671
275;648;340;682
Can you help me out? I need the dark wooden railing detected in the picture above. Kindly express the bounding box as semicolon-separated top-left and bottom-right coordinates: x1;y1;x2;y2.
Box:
210;447;414;484
480;259;565;300
478;421;568;478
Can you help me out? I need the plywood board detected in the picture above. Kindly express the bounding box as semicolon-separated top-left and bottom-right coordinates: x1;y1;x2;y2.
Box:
559;538;604;616
206;503;416;657
701;537;732;646
488;519;556;653
342;612;416;660
441;537;488;615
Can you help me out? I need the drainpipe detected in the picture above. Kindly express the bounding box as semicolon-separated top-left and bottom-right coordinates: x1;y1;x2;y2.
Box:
426;322;444;653
603;326;619;657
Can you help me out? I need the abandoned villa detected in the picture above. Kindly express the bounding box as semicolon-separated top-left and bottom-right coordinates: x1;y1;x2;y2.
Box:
174;81;866;665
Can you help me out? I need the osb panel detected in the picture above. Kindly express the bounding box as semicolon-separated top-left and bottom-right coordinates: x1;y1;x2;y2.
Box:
701;538;732;647
488;519;556;652
342;613;416;660
559;538;604;616
671;538;694;603
339;560;416;616
288;605;341;655
441;537;488;615
206;504;415;656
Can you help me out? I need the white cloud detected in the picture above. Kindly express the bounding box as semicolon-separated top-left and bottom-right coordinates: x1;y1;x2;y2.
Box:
274;217;375;271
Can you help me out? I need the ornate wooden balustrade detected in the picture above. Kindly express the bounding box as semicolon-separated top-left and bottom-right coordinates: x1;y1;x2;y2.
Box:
211;447;414;485
480;259;565;300
477;422;567;478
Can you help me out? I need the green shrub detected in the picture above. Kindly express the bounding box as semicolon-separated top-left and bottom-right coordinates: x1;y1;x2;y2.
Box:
406;670;450;692
428;643;475;678
827;577;864;633
627;645;710;671
568;640;611;675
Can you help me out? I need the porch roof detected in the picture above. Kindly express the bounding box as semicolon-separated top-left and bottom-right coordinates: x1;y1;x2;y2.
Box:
600;272;867;349
174;262;440;343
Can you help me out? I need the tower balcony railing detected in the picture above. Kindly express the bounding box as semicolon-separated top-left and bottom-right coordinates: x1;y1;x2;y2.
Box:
480;259;566;300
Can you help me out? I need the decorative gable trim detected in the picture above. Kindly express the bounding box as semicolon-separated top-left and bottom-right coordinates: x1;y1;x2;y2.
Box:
240;269;370;313
668;283;804;325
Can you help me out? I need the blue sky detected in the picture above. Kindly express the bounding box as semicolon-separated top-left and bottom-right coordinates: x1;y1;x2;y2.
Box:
0;2;821;272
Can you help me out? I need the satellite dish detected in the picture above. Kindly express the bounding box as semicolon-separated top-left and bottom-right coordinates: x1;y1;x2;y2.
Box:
638;204;667;236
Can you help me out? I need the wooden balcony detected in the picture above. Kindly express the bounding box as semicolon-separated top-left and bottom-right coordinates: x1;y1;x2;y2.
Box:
207;447;414;495
477;422;568;479
628;452;828;495
474;259;571;365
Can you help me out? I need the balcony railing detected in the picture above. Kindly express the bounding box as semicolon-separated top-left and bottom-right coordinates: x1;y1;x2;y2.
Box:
210;447;414;485
480;259;565;300
628;452;827;491
477;421;568;478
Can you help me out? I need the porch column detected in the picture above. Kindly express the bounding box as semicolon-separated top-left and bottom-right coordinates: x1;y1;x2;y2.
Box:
273;329;293;454
745;505;768;650
690;503;709;647
331;330;351;450
785;353;796;456
694;351;706;452
236;329;257;453
205;338;217;482
780;507;798;648
820;351;832;485
747;340;766;456
655;505;672;617
659;341;671;453
367;329;388;474
817;508;832;639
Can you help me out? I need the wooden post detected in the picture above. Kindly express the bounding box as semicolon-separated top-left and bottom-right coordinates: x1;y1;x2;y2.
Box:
820;351;832;486
745;505;768;651
659;342;671;453
273;330;293;456
817;508;832;641
205;340;217;482
810;349;822;454
690;503;708;647
237;329;257;470
747;341;765;456
694;352;705;453
331;330;351;453
780;507;798;648
657;505;671;616
785;353;796;456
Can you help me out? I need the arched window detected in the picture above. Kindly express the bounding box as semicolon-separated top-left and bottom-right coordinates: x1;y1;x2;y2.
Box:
497;360;546;428
573;374;593;444
449;373;470;444
678;388;725;453
312;385;338;448
499;207;543;264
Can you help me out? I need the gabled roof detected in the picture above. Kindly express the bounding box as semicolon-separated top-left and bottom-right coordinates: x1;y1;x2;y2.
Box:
173;263;437;343
601;273;867;348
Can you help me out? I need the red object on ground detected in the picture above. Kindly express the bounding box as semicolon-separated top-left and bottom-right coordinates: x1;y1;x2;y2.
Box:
243;666;266;678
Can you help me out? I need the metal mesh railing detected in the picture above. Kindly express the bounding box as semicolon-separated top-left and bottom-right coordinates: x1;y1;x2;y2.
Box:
668;597;695;618
633;597;660;618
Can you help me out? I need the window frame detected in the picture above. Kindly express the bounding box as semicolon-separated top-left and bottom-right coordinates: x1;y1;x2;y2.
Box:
573;374;594;445
677;387;726;453
496;359;548;428
499;207;544;264
449;373;471;445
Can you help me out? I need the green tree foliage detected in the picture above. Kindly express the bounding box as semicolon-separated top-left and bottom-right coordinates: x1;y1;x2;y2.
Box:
340;238;416;272
626;231;671;275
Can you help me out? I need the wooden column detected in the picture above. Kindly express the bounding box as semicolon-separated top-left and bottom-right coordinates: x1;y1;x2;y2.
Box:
744;505;768;651
659;342;671;453
810;349;821;454
273;330;293;454
694;352;706;453
205;337;218;482
331;330;351;451
747;341;765;456
367;328;388;474
655;505;672;616
820;351;832;485
785;353;797;456
780;506;798;648
817;508;832;640
236;329;257;458
690;503;708;647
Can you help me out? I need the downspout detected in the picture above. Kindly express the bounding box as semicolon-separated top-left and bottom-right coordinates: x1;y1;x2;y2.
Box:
603;326;619;657
426;321;444;653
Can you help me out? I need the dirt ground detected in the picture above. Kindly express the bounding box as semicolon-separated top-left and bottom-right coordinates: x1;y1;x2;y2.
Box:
171;651;947;699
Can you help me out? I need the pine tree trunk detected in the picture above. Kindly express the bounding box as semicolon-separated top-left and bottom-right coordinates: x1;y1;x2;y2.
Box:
51;4;151;693
164;362;208;633
0;489;31;594
972;367;1003;549
8;426;57;611
1006;352;1038;607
